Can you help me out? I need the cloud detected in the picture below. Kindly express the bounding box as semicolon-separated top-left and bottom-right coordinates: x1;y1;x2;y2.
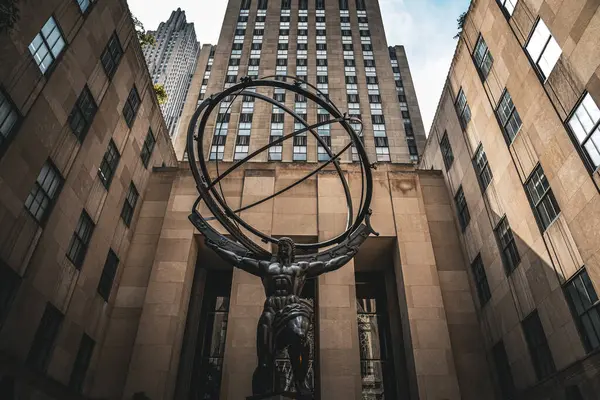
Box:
380;0;469;134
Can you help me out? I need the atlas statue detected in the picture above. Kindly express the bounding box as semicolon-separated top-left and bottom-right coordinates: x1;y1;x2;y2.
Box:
206;237;357;397
186;75;376;399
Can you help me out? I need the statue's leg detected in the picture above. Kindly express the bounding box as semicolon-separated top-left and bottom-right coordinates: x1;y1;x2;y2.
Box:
252;310;274;395
289;325;311;397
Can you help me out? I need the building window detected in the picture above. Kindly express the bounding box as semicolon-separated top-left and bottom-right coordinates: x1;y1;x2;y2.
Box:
568;93;600;170
492;341;516;400
25;161;63;224
69;334;94;392
473;35;494;80
356;273;397;399
440;132;454;170
497;89;522;143
68;86;97;141
123;87;141;128
471;254;491;306
454;186;470;231
98;140;120;189
455;88;471;129
97;249;119;302
526;18;561;81
76;0;93;13
192;271;232;399
121;183;139;227
525;165;560;231
0;90;20;149
0;263;21;330
473;144;493;192
26;303;63;373
101;33;123;79
495;216;520;274
522;310;556;380
28;16;66;74
67;211;94;269
564;268;600;352
498;0;518;16
140;129;156;168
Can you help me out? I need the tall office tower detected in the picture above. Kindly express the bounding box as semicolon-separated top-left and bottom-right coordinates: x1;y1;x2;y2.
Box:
421;1;600;399
142;8;199;138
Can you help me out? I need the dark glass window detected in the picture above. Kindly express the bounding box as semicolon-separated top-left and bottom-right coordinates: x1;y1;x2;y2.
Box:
101;33;123;79
366;76;378;84
0;262;21;330
316;43;327;51
347;94;359;103
344;59;355;67
362;43;373;51
525;165;560;231
497;90;522;143
374;137;389;147
191;271;232;399
356;0;366;10
341;30;352;36
316;29;326;36
492;341;516;400
471;254;491;306
232;43;243;50
121;183;139;227
229;58;240;66
258;0;268;8
372;115;385;124
455;88;471;129
339;0;349;9
272;113;284;123
69;334;94;392
68;86;97;141
293;136;307;146
140;129;156;168
522;310;555;380
439;132;454;170
235;29;245;36
281;0;291;9
473;35;494;80
356;273;397;399
67;211;94;268
473;144;493;192
123;87;141;128
249;58;260;66
226;75;236;83
25;160;63;224
317;59;327;66
365;59;376;67
240;0;251;9
27;303;63;373
299;0;308;9
0;89;20;150
98;140;120;188
369;95;381;104
454;186;470;231
98;249;119;302
495;216;520;274
345;76;357;84
564;268;600;352
316;0;324;9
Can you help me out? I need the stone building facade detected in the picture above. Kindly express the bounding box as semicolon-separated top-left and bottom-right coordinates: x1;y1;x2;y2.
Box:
420;0;600;399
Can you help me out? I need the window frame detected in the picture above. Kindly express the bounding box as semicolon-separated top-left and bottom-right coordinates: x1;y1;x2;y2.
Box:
496;89;523;144
471;254;491;306
100;32;123;80
566;92;600;173
522;310;556;380
123;86;141;128
26;303;64;373
68;85;98;142
69;333;95;393
472;34;494;80
97;249;119;302
473;144;493;192
497;0;518;17
439;131;454;170
0;88;21;155
564;268;600;353
524;164;560;232
28;16;67;75
121;182;139;227
525;18;562;82
494;216;520;274
66;211;95;269
454;186;471;232
98;139;121;189
140;128;156;168
455;88;472;129
25;160;64;225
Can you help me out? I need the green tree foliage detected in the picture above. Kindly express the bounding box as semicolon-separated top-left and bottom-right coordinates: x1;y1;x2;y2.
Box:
454;11;467;39
0;0;20;33
131;13;156;47
153;84;167;104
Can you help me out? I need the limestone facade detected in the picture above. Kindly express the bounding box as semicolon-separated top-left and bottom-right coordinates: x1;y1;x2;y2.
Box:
421;0;600;398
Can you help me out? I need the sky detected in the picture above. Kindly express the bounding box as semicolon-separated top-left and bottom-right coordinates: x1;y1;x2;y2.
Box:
127;0;469;133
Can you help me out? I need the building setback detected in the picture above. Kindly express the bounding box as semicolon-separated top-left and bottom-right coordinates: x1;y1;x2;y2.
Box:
420;0;600;399
142;8;199;138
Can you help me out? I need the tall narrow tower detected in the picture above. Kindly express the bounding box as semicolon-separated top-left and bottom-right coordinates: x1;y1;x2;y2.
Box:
142;8;199;138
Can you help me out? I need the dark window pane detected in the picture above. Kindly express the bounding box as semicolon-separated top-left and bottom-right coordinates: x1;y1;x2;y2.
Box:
25;161;63;224
522;311;556;380
66;211;95;268
68;86;97;141
121;183;139;227
69;334;95;392
454;186;470;231
492;341;516;399
101;33;123;79
98;249;119;301
27;303;63;373
440;132;454;170
0;262;21;330
140;129;156;168
123;87;141;128
471;254;491;305
98;140;120;189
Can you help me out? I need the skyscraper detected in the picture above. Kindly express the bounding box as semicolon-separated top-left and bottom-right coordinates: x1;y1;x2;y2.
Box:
142;8;199;138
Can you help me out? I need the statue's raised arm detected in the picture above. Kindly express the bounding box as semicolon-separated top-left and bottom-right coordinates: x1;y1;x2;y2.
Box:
306;247;357;278
205;239;264;277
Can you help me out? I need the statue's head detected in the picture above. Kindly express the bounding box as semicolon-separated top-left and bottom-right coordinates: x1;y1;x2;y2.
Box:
277;237;295;265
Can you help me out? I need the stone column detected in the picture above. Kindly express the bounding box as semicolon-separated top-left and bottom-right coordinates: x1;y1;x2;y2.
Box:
220;170;275;400
389;171;462;400
122;172;199;399
317;171;362;399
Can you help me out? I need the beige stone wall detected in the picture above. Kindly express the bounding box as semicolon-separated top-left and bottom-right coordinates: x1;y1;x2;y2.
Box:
0;0;176;396
421;0;600;397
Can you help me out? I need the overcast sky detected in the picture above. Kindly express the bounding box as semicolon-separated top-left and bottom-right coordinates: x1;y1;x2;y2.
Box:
127;0;469;134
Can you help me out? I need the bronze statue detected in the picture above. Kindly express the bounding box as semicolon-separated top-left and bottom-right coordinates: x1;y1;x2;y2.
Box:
206;237;357;398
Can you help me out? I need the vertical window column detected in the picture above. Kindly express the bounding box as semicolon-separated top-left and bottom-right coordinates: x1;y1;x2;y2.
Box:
234;90;254;160
389;47;417;161
198;46;215;101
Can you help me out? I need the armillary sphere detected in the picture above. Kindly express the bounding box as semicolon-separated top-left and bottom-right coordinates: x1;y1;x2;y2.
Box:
186;75;377;261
